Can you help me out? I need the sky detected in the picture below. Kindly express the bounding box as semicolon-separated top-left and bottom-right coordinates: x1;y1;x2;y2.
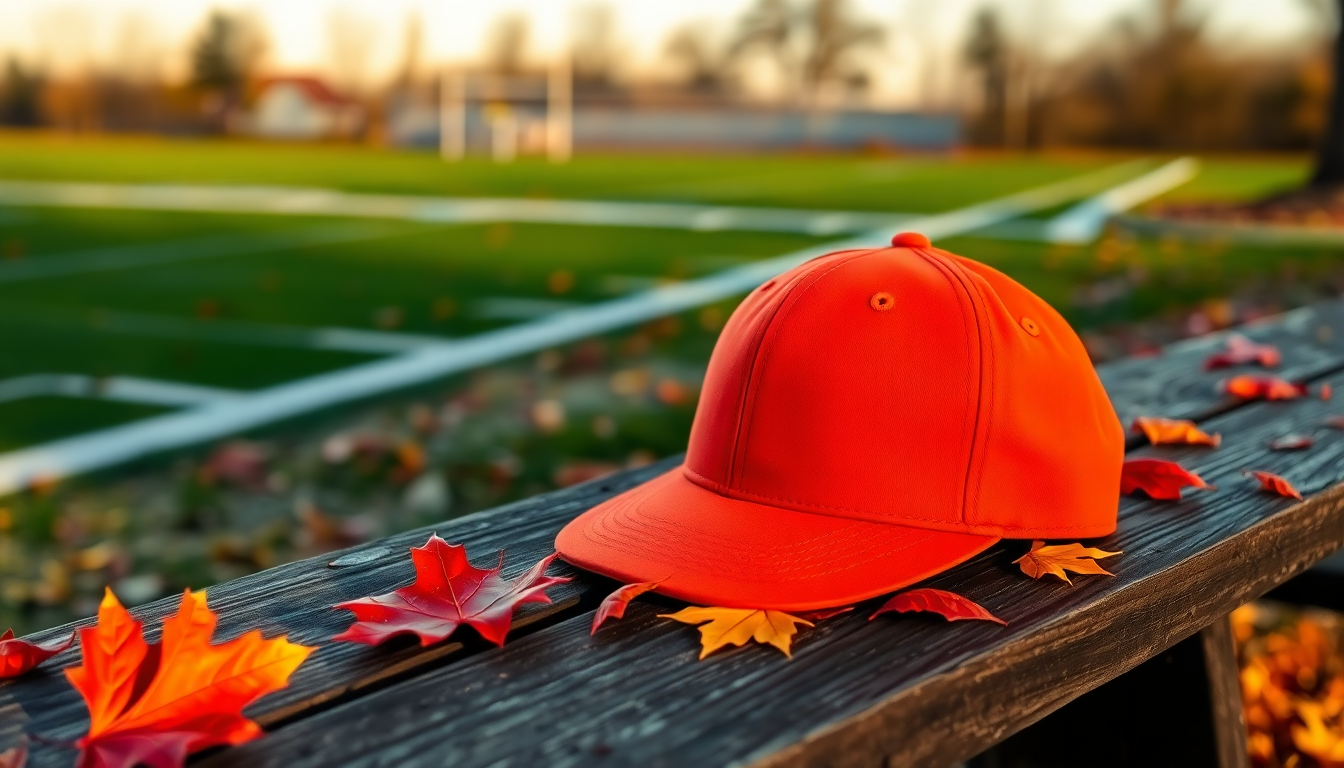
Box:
0;0;1329;108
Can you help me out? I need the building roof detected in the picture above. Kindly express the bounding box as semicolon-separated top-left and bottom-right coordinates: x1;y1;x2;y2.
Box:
256;76;355;106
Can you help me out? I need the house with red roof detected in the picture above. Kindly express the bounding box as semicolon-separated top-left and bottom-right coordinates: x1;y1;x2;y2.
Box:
246;76;364;140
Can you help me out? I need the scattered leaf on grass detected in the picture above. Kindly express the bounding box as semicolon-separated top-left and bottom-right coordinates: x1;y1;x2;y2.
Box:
1132;417;1221;447
869;588;1006;626
1014;541;1121;584
1120;458;1212;500
0;628;74;679
67;589;314;768
333;534;570;647
1203;334;1281;369
591;582;660;635
1269;434;1315;451
1243;470;1304;500
660;607;813;659
1223;375;1308;401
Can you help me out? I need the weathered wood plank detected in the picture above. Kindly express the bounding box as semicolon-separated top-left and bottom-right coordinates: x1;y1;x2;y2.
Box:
184;370;1344;768
0;459;679;764
1201;616;1251;768
4;300;1341;765
1097;299;1344;426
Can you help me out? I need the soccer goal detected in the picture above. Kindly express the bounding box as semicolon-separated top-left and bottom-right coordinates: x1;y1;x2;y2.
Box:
439;61;572;163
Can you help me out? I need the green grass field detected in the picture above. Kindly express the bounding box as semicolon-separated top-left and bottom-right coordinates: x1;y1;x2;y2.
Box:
0;133;1323;452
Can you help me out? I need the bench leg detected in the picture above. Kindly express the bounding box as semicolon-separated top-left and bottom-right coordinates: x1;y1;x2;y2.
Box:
966;615;1248;768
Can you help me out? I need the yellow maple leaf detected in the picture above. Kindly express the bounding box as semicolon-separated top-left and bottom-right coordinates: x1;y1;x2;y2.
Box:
1013;541;1121;584
659;607;813;659
1292;702;1344;766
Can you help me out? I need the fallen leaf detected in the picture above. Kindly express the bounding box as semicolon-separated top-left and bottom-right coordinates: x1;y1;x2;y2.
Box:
1223;374;1308;401
333;534;569;647
591;581;660;635
1327;416;1344;430
1132;417;1222;447
1014;541;1122;584
1269;434;1315;451
1243;470;1303;500
1120;458;1212;500
796;606;854;622
0;741;25;768
869;588;1006;626
1323;384;1334;401
1204;334;1281;369
0;628;74;678
1292;703;1344;766
67;588;313;768
660;607;813;659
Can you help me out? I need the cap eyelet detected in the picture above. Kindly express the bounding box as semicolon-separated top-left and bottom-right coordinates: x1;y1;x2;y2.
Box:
1020;317;1040;336
869;292;895;312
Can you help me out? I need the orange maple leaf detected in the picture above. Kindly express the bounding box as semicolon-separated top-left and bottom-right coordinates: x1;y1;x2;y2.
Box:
659;607;813;659
1243;470;1303;500
1222;374;1307;401
1013;541;1121;584
1131;417;1221;447
66;588;314;768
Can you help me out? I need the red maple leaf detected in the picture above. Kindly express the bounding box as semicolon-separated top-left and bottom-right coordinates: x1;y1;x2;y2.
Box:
0;629;74;679
0;740;26;768
66;589;313;768
796;606;855;622
1243;470;1304;500
1222;375;1308;401
333;534;570;647
1204;334;1281;370
1120;458;1212;500
591;582;660;635
870;588;1006;626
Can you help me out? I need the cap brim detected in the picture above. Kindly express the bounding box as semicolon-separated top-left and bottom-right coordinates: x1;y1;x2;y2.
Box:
556;467;998;611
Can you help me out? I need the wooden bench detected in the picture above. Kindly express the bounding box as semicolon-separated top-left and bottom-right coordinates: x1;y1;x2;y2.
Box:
9;299;1344;768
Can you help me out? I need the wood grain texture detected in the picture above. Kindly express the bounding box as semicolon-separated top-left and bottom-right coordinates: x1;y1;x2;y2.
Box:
0;459;678;765
181;367;1344;768
1200;617;1251;768
1098;299;1344;427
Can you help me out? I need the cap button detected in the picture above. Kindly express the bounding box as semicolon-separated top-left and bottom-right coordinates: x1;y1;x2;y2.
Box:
891;231;931;248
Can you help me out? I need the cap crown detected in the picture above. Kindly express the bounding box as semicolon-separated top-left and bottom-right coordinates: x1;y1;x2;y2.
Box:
684;241;1123;539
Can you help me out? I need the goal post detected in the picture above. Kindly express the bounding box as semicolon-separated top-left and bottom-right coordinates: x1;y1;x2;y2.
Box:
440;61;572;163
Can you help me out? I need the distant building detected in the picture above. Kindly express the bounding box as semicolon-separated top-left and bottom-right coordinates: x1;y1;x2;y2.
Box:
388;102;958;154
244;76;364;141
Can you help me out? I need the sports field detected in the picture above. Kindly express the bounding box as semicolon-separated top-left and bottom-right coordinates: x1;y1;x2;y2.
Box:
0;133;1320;471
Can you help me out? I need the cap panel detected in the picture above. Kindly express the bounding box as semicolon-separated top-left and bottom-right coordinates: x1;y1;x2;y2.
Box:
950;254;1124;537
685;249;872;487
724;247;981;525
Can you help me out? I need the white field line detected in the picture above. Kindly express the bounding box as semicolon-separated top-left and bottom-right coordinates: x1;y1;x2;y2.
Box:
0;162;1144;238
88;309;451;355
0;374;241;407
0;223;408;284
0;164;1143;494
1043;157;1200;244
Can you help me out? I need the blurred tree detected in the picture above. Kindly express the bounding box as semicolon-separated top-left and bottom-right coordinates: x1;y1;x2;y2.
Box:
730;0;883;105
190;10;265;98
799;0;884;103
327;8;375;95
571;4;622;93
0;58;43;127
1310;0;1344;184
963;7;1008;146
485;15;531;76
731;0;797;92
664;26;731;94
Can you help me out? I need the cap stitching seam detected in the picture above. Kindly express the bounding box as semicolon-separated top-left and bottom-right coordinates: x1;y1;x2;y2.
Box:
916;247;993;529
733;248;878;489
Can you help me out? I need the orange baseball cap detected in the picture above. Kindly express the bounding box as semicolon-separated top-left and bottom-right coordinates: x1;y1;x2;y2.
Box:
556;232;1124;611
